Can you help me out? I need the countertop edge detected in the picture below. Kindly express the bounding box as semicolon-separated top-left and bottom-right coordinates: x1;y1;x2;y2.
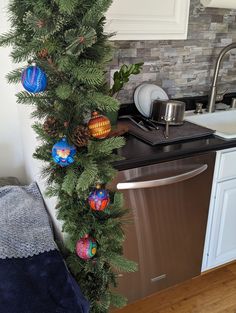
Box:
114;134;236;171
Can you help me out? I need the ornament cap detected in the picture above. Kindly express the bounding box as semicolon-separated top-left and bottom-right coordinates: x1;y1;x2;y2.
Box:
96;183;102;189
91;111;99;118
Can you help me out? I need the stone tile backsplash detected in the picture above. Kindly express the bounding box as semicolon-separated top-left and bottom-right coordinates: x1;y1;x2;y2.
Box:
109;0;236;104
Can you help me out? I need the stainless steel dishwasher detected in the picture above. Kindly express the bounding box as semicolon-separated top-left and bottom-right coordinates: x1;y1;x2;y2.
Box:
112;152;216;303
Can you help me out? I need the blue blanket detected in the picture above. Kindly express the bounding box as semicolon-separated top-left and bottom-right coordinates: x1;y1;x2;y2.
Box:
0;183;89;313
0;250;89;313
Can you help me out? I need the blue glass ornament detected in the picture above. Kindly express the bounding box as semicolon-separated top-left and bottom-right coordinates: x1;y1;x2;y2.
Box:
21;64;47;93
88;184;110;211
52;137;76;167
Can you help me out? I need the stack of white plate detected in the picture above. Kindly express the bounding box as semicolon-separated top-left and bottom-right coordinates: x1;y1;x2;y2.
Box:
134;83;169;118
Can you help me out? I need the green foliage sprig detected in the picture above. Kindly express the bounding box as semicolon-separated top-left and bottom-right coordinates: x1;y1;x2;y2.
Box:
110;63;144;96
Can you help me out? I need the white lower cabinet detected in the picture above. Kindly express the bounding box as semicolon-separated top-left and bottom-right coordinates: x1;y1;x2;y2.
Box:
207;179;236;268
202;148;236;271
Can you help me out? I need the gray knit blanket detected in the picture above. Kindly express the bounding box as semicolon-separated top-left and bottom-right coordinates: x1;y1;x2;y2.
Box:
0;183;56;259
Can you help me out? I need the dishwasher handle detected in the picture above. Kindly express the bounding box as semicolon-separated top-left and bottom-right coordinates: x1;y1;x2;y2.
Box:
117;164;208;190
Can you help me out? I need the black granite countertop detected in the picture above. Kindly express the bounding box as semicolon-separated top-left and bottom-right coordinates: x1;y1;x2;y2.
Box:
114;133;236;171
114;93;236;171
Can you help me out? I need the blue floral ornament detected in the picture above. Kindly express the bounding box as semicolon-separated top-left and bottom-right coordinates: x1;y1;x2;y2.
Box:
21;63;47;93
52;137;76;167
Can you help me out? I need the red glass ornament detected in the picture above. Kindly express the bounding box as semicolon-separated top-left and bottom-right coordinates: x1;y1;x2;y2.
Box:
76;235;97;260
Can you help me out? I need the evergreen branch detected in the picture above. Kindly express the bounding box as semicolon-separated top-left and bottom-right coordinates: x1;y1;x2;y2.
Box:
43;39;60;55
57;56;72;72
76;160;98;191
55;0;78;14
16;91;49;105
62;168;78;196
33;144;52;162
106;207;129;220
83;0;113;27
31;105;57;120
64;238;77;253
63;225;91;248
10;44;35;63
93;294;111;312
109;292;127;308
63;222;84;237
55;83;73;100
0;31;17;47
105;154;124;163
88;92;120;112
23;10;66;37
32;122;55;144
95;221;126;247
113;192;124;210
97;162;117;184
6;67;24;84
88;137;125;157
67;254;85;275
45;184;60;198
73;60;104;86
65;27;97;56
106;254;138;273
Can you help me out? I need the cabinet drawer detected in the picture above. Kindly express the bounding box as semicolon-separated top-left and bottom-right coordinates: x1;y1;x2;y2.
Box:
218;150;236;181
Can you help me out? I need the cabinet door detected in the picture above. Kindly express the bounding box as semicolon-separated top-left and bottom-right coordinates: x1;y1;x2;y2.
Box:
207;179;236;269
105;0;190;40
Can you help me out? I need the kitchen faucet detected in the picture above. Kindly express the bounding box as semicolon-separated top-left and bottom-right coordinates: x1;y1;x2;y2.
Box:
207;42;236;113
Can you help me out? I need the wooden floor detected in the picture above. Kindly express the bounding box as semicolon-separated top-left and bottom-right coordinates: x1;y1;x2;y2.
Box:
117;262;236;313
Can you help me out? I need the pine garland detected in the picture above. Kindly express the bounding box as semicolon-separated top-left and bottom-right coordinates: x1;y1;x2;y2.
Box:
0;1;138;312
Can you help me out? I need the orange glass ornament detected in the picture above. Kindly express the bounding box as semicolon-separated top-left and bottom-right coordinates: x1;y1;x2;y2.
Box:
88;111;111;139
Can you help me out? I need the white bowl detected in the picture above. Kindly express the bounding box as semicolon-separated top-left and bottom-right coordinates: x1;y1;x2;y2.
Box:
134;83;169;117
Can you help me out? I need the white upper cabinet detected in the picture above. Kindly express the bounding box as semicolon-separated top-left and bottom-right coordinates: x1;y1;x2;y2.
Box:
105;0;191;40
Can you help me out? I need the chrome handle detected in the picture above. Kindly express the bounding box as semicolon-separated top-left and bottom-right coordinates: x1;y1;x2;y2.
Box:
216;88;228;102
164;121;170;139
117;164;208;190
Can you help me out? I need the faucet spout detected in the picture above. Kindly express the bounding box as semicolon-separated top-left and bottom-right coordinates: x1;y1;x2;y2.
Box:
207;42;236;113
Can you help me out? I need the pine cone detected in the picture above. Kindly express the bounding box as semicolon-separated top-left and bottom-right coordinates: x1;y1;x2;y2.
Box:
73;125;90;147
43;116;61;137
38;48;49;59
36;19;46;29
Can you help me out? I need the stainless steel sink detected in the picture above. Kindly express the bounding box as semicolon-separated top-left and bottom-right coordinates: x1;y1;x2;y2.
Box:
185;109;236;140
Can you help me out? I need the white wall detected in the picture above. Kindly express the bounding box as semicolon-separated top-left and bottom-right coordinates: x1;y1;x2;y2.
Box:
19;106;63;237
0;1;62;236
0;2;26;182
